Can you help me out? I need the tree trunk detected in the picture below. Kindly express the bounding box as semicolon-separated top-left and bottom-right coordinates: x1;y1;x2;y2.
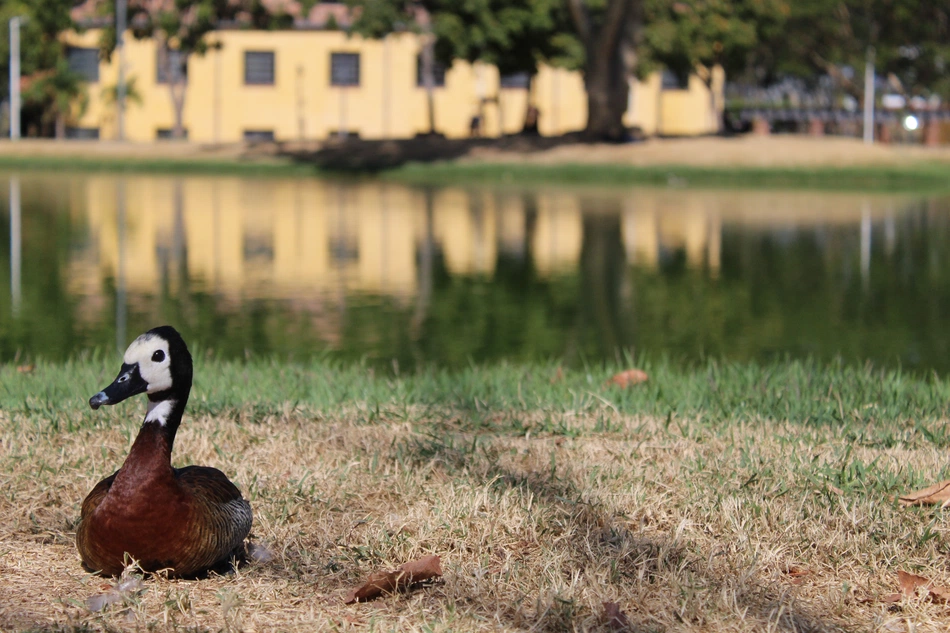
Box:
568;0;643;141
160;43;187;139
421;34;436;135
55;113;66;140
584;46;630;140
170;59;187;139
705;77;723;135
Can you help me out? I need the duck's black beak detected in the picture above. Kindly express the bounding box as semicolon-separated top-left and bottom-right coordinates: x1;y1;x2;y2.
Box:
89;363;148;410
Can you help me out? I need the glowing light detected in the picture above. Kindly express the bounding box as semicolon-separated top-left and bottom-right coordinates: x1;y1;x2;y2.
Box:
903;115;919;131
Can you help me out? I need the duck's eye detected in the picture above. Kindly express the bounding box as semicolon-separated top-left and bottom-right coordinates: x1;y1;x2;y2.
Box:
152;350;166;363
118;374;129;383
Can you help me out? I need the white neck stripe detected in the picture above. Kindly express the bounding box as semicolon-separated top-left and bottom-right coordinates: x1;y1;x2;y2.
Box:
145;399;175;426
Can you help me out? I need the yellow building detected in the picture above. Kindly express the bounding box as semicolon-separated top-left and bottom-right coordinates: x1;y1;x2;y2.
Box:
64;23;723;142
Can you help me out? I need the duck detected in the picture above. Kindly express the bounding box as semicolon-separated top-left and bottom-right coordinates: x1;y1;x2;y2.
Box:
76;325;252;577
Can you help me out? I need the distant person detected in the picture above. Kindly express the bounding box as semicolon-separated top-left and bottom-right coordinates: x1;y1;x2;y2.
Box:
523;105;540;136
469;114;482;138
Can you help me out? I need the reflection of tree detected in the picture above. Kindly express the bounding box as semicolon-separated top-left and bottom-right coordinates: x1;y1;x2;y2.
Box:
574;203;634;362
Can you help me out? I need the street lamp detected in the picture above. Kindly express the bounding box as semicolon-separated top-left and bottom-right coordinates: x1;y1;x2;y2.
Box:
9;16;24;141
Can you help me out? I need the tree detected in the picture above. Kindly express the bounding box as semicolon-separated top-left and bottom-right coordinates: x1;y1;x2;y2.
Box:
0;0;81;136
642;0;790;133
22;58;87;138
764;0;950;101
98;0;294;139
349;0;585;136
564;0;644;140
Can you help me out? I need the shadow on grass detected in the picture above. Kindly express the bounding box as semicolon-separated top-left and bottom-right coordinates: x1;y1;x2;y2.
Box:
275;132;600;172
397;431;842;633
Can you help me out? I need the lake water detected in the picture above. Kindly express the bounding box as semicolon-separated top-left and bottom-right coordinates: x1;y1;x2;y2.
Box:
0;171;948;372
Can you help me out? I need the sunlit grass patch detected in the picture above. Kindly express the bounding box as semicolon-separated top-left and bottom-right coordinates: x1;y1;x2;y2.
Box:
1;359;950;630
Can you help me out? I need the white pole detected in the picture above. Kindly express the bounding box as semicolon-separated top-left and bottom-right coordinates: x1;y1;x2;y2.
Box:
863;46;875;145
116;0;127;141
10;176;21;314
10;17;20;141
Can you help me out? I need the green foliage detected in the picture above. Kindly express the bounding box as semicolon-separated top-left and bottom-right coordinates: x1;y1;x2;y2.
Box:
97;0;294;61
348;0;582;75
101;74;143;107
643;0;790;82
0;0;77;103
21;56;88;135
764;0;950;98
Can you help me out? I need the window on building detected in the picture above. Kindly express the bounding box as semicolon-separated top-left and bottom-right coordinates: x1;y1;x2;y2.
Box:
500;72;530;89
415;54;447;87
245;51;275;85
156;128;189;140
157;50;188;84
67;47;99;82
244;129;275;142
66;126;100;139
661;68;689;90
330;52;360;87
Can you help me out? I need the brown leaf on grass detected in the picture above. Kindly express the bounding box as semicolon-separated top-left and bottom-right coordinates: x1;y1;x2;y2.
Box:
603;602;630;631
898;570;950;603
605;369;649;388
783;565;812;584
898;480;950;506
344;555;442;604
16;364;34;374
550;367;564;384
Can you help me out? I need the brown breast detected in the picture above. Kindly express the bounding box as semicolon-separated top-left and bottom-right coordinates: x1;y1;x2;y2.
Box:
76;426;252;577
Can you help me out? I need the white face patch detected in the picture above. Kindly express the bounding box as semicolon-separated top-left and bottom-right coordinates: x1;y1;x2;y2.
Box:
124;333;173;394
145;399;176;426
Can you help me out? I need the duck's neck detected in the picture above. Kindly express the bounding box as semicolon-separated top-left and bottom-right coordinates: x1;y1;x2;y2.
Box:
109;389;190;497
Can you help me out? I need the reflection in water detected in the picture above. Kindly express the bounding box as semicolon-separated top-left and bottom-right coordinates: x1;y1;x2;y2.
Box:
9;177;20;315
0;171;948;372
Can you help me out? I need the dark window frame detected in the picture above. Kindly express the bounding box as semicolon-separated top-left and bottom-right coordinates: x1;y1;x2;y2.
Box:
243;129;275;142
415;54;447;88
330;52;360;87
499;72;530;89
157;128;189;140
157;49;188;85
66;46;99;83
661;68;689;91
244;51;276;86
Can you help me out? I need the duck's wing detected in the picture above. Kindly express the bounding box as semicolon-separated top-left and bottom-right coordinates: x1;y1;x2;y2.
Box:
80;471;119;519
175;466;253;562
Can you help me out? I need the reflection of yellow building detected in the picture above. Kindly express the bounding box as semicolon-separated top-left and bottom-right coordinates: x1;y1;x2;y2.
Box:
40;172;917;312
64;20;723;142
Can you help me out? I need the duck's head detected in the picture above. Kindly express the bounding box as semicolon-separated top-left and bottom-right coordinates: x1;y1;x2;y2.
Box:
89;326;193;411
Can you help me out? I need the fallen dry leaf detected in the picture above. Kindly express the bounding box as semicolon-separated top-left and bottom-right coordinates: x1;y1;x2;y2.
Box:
897;570;950;603
344;555;442;604
783;565;812;585
899;480;950;506
16;364;34;374
603;602;630;632
550;367;564;384
605;369;649;388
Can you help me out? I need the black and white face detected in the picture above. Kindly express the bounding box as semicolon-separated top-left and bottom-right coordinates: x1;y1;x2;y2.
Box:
89;332;174;410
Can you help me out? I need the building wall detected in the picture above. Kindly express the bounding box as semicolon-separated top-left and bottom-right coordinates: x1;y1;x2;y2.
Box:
66;29;722;142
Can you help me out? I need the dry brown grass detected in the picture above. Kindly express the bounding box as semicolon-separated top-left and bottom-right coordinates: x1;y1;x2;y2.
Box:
2;403;950;632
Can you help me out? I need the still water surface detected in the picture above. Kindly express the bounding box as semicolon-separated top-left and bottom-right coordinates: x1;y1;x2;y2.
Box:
1;171;948;372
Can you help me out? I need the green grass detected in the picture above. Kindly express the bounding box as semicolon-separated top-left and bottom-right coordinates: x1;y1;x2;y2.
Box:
4;356;950;631
3;356;948;436
0;153;949;192
385;161;950;193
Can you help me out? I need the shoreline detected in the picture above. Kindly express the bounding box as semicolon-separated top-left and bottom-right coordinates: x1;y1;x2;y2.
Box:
0;135;948;191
